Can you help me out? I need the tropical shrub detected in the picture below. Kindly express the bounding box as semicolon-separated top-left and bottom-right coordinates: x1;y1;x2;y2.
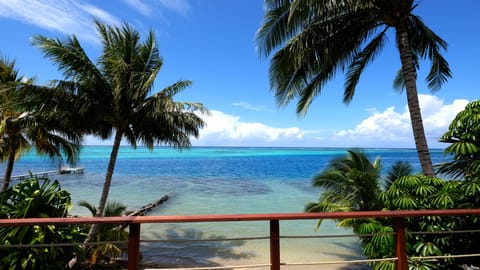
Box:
345;176;480;270
0;177;85;270
436;100;480;180
307;150;480;269
306;150;408;230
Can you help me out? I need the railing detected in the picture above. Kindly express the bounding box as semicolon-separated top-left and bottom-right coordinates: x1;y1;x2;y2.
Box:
1;209;480;270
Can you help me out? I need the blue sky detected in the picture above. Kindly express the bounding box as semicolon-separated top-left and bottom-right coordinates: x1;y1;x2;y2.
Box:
0;0;477;148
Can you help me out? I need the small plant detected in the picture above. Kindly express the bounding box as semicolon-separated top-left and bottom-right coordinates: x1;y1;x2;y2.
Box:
79;200;129;267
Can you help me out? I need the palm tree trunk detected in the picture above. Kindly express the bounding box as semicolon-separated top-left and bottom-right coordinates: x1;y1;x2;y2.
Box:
395;23;435;177
84;130;123;244
1;150;16;192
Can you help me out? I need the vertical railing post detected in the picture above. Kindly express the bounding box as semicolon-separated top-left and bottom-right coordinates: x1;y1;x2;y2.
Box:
128;223;141;270
270;219;280;270
393;217;407;270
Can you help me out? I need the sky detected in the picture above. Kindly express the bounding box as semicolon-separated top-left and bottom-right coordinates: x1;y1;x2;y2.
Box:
0;0;477;148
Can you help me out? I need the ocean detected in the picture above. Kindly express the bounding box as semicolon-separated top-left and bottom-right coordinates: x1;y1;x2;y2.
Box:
2;146;451;268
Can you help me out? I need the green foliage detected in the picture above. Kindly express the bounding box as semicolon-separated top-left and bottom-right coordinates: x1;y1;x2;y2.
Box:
257;0;450;112
306;150;383;229
359;175;480;269
384;161;414;190
0;56;81;192
308;149;480;269
78;200;128;265
0;177;85;270
436;100;480;179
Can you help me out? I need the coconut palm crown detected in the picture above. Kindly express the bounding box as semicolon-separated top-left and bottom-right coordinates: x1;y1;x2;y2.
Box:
256;0;451;176
0;57;81;191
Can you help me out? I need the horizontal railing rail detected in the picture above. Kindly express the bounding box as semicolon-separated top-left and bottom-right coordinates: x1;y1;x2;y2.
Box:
1;209;480;270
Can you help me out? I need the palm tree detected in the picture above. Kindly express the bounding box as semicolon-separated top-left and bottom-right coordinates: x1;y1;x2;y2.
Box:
0;57;81;191
256;0;451;177
384;160;413;190
305;150;415;227
33;21;207;243
78;200;128;265
305;150;382;229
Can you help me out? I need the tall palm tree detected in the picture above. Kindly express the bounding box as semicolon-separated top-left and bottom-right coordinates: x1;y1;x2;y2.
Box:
256;0;451;177
0;57;81;191
33;21;207;243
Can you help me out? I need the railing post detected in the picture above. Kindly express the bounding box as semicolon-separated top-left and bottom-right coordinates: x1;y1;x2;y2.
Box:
128;223;141;270
393;217;407;270
270;219;280;270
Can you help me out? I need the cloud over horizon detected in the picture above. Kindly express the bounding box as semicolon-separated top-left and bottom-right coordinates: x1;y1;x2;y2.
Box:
194;95;469;148
192;110;305;146
84;95;469;148
330;95;469;148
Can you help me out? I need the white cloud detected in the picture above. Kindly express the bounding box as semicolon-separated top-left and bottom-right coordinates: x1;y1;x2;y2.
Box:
0;0;121;44
332;95;469;148
80;4;122;27
157;0;191;16
193;110;305;146
84;110;307;146
122;0;191;17
232;102;270;112
122;0;153;17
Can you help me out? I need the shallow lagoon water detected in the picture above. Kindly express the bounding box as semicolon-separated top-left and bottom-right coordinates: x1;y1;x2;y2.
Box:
3;146;450;268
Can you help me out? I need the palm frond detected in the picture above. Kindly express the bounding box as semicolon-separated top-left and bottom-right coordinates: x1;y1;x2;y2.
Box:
78;200;97;216
407;15;451;91
384;161;413;190
345;29;388;103
256;0;293;57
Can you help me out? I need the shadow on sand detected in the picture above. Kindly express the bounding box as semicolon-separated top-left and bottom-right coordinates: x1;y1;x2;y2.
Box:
326;240;373;270
140;227;255;268
138;226;374;270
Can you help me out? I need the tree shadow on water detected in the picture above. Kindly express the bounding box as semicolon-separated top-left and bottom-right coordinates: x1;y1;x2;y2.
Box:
140;228;256;268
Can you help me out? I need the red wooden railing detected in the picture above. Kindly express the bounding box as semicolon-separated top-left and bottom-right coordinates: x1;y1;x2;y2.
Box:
1;209;480;270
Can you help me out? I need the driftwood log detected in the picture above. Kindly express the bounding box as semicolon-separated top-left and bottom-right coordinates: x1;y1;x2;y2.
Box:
115;195;170;231
126;194;170;216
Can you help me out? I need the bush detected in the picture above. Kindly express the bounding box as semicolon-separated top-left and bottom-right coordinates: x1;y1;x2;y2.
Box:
0;177;85;270
360;175;480;269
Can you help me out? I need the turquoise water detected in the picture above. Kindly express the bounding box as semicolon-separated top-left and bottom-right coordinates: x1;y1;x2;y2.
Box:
2;146;451;268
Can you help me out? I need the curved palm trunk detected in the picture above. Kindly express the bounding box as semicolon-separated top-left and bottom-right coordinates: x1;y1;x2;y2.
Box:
84;130;123;244
1;150;16;192
395;24;435;177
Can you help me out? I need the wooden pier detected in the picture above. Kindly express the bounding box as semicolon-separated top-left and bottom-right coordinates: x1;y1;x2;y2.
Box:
10;166;84;181
59;166;84;174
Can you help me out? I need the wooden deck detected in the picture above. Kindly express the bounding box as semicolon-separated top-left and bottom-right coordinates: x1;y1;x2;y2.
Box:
1;209;480;270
